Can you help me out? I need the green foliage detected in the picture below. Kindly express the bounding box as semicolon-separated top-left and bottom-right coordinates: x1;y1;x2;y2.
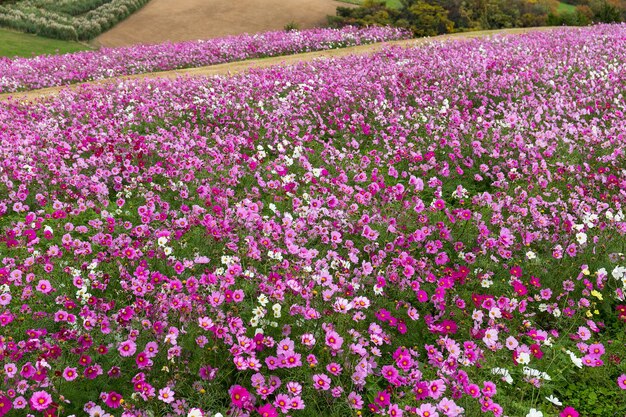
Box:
590;0;624;21
546;8;591;24
331;0;453;35
329;0;399;27
284;21;300;31
398;0;454;35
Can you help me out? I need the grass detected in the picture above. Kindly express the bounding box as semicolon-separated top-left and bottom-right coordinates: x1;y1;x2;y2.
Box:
337;0;403;9
0;28;92;58
556;1;577;13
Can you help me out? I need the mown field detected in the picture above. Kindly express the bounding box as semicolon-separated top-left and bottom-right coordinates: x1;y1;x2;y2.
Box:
0;27;90;57
0;24;625;417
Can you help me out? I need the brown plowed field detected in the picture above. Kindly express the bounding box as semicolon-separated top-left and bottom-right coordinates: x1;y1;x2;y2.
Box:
94;0;352;47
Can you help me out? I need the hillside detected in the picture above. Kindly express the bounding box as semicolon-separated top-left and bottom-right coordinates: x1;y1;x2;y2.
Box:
1;24;625;417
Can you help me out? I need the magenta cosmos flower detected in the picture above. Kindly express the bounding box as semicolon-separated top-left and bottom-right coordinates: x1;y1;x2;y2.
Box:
258;403;278;417
0;395;11;416
229;385;250;407
29;391;52;411
618;374;626;390
104;391;123;408
560;407;579;417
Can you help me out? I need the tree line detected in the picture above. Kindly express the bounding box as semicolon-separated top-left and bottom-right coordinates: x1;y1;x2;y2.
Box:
329;0;626;37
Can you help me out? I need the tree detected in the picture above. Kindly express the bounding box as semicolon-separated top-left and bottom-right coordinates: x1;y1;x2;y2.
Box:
590;0;623;21
400;0;455;35
328;0;400;28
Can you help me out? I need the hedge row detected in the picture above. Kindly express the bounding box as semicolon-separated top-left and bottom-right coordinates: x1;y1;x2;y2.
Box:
0;0;150;40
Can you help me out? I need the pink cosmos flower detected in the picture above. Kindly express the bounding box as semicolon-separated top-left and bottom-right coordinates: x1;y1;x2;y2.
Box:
375;391;391;406
301;333;316;347
35;279;53;294
4;363;16;378
290;396;305;410
158;387;175;404
348;392;364;409
618;374;626;390
389;403;403;417
118;340;137;357
588;343;605;357
12;396;27;410
429;379;446;399
465;384;480;398
277;338;294;354
312;374;331;390
144;341;159;358
29;391;52;411
327;362;342;376
482;381;497;397
62;367;78;381
88;405;107;416
417;403;439;417
273;394;290;413
136;352;153;369
325;331;343;350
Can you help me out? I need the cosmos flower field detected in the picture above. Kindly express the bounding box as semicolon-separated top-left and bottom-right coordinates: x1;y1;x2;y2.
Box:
0;26;409;93
1;24;626;417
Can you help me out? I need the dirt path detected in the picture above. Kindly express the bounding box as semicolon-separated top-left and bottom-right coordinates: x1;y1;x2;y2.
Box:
94;0;353;48
1;27;557;103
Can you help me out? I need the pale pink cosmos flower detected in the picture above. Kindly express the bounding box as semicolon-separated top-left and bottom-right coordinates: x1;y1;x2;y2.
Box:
118;340;137;357
62;367;78;381
29;390;52;411
158;387;175;404
35;279;53;294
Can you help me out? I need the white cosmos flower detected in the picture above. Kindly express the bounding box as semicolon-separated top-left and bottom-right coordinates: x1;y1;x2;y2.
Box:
517;352;530;365
545;395;562;406
491;367;513;384
257;294;269;306
566;350;583;368
526;409;543;417
272;303;282;318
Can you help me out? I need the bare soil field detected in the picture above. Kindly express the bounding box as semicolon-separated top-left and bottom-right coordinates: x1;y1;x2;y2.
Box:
2;27;556;103
94;0;352;47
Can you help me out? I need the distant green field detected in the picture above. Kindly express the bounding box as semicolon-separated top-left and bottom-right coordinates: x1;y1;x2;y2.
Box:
0;28;91;58
556;1;577;13
337;0;403;9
